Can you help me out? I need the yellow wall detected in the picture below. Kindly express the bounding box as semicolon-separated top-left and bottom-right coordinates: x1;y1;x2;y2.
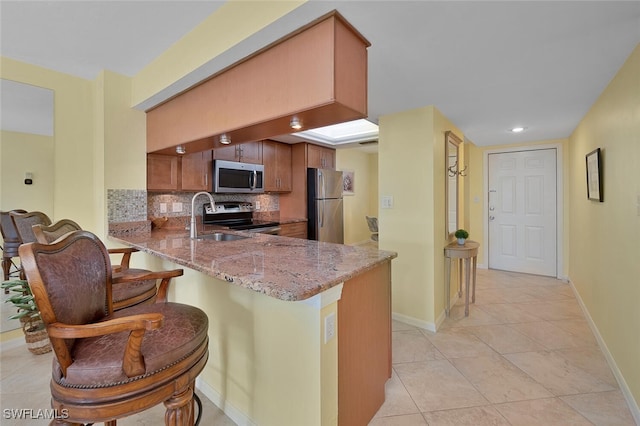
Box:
378;106;463;329
132;1;305;107
336;148;378;244
0;58;97;231
0;130;54;214
568;44;640;408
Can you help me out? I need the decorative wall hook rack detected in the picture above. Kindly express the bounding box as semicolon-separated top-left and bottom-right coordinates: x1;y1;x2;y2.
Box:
448;160;468;177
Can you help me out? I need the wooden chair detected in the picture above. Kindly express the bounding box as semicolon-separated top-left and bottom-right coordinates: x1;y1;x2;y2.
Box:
32;219;159;311
19;230;209;426
366;216;379;242
1;209;27;281
10;210;52;245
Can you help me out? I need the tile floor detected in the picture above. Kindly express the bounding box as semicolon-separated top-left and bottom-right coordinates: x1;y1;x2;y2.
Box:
0;269;636;425
370;268;637;425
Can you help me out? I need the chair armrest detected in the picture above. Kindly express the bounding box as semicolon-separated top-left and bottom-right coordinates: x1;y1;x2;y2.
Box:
47;313;164;377
107;247;140;271
113;269;184;303
46;313;164;339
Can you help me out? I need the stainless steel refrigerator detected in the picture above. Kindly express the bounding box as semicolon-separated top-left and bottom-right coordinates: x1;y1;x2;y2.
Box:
307;168;344;244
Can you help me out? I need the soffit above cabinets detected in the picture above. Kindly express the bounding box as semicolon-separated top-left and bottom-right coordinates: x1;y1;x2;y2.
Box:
147;10;370;156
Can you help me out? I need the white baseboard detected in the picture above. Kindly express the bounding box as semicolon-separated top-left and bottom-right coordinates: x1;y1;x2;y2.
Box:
392;312;437;333
0;335;26;351
196;377;256;426
568;280;640;424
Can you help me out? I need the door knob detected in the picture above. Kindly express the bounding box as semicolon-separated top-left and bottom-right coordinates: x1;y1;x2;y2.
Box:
489;206;495;211
489;216;495;221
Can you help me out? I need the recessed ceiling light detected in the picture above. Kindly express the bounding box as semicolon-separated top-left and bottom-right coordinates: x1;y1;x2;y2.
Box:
290;116;302;130
510;127;526;133
219;133;231;145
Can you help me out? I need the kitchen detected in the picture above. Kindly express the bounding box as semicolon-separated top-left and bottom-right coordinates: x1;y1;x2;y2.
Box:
108;12;398;425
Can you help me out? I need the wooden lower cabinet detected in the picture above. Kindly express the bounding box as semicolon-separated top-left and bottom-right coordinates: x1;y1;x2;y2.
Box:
338;261;392;425
278;222;307;239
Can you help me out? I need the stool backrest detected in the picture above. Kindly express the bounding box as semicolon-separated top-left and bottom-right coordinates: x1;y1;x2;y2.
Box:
19;230;113;372
1;209;27;256
10;211;52;244
33;219;82;244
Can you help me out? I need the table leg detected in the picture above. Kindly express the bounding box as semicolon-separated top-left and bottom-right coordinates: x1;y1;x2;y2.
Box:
464;258;471;316
472;255;477;304
457;260;462;297
445;257;451;316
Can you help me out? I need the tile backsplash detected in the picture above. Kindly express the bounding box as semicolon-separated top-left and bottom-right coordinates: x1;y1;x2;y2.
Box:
107;189;147;222
107;190;279;235
147;192;279;218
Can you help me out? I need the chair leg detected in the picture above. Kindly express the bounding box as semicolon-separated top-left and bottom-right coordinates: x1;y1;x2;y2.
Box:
2;258;10;282
164;383;195;426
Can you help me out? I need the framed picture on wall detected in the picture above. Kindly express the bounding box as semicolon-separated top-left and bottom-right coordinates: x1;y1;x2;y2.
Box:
343;170;355;195
586;148;603;202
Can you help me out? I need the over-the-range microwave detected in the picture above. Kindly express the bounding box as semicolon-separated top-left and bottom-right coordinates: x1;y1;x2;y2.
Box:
213;160;264;194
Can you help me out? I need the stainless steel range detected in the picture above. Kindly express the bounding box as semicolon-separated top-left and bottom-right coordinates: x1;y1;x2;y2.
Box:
202;202;280;235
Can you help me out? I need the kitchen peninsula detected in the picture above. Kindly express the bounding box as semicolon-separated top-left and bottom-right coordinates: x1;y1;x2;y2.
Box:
110;229;396;425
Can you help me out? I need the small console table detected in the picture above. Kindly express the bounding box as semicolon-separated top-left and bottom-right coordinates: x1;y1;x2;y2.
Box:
444;240;479;317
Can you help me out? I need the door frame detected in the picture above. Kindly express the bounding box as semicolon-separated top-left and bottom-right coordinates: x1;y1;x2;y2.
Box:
483;142;565;280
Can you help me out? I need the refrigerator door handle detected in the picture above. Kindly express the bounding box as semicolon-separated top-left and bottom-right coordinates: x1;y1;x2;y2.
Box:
320;200;325;228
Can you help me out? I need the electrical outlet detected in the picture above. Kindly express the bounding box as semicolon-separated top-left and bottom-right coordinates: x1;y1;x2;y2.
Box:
160;203;167;213
324;312;336;344
255;201;261;210
172;202;182;212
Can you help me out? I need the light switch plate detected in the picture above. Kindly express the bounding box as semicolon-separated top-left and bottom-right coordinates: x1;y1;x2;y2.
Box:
160;203;167;213
172;202;182;212
381;195;394;209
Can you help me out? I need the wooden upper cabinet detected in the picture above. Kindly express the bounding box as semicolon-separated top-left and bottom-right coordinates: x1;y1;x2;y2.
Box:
213;141;262;164
181;150;212;191
146;11;369;154
307;144;335;169
147;151;212;192
263;140;292;192
147;154;179;191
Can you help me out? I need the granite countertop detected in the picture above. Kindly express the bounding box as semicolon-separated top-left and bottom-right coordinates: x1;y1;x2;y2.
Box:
110;230;396;302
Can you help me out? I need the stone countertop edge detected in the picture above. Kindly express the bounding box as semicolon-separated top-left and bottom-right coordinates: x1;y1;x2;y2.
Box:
109;230;396;302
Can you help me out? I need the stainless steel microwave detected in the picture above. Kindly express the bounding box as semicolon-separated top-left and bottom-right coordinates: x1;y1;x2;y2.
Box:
213;160;264;193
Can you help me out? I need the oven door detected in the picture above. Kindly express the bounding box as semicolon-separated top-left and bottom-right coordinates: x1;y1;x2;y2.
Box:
247;226;281;235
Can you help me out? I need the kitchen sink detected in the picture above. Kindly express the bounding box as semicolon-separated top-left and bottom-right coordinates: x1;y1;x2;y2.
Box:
196;232;249;242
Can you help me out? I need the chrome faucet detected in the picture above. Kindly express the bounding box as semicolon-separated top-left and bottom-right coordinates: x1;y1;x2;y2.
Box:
190;191;215;239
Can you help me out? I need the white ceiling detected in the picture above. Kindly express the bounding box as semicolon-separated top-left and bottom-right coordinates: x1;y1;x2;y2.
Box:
1;1;639;147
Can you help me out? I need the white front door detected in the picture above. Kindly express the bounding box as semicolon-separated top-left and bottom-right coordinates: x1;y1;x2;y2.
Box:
488;149;557;276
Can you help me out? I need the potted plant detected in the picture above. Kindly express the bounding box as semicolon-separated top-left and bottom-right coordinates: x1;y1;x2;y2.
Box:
1;279;51;354
454;229;469;245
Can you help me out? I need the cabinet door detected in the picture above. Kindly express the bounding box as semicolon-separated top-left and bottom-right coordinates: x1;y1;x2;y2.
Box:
279;222;307;239
263;141;279;191
263;141;292;192
275;142;292;191
181;150;212;191
307;144;335;169
238;141;263;164
213;145;239;162
147;154;179;191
